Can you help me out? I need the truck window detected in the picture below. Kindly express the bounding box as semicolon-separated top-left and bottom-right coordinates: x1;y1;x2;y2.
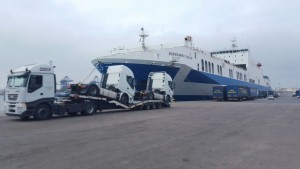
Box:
168;81;175;90
28;75;43;93
7;75;29;87
126;76;135;89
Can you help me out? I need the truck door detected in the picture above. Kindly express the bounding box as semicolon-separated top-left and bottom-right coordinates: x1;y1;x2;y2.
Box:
26;74;55;103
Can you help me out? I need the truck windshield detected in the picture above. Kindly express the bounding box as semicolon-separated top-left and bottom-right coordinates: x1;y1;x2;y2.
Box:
7;75;29;87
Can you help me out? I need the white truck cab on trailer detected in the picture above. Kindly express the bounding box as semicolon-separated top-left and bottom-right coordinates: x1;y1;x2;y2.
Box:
147;72;174;102
105;65;135;103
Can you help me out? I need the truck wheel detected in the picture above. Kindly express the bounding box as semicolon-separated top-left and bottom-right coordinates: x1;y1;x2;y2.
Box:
33;104;52;120
120;94;129;105
88;85;99;96
81;102;96;115
166;95;171;103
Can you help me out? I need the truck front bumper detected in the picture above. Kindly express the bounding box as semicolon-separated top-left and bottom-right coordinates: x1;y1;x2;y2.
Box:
4;102;28;117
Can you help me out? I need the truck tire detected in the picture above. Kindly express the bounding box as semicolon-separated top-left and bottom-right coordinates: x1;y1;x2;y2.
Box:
33;104;52;120
120;94;129;105
81;102;96;115
166;95;171;103
88;84;99;96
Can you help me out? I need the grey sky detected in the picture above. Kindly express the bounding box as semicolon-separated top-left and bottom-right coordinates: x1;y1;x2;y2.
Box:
0;0;299;89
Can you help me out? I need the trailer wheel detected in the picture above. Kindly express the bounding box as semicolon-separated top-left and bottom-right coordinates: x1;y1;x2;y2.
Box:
156;103;162;109
144;103;150;110
33;104;52;120
81;102;96;115
150;103;156;109
88;84;99;96
120;94;129;105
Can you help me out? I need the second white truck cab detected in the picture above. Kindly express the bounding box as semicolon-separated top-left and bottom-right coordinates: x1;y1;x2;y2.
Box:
147;72;175;102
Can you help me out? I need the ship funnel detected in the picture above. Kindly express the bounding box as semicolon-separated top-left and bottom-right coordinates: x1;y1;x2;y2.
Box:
184;36;193;48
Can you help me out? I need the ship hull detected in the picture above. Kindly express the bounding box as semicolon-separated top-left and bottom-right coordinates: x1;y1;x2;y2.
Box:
94;61;271;101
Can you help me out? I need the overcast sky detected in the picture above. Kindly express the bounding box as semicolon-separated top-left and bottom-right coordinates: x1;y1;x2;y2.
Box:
0;0;299;89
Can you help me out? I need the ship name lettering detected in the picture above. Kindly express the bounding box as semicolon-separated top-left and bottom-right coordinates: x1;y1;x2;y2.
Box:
169;52;192;59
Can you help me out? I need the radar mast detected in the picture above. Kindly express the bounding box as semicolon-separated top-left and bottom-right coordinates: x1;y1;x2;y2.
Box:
231;38;237;49
139;27;149;51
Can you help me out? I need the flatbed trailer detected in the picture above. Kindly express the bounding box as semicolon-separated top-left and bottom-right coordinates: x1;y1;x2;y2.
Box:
4;64;173;120
66;93;169;111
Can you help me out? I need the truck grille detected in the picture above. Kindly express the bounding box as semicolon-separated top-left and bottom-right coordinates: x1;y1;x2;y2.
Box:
8;94;18;101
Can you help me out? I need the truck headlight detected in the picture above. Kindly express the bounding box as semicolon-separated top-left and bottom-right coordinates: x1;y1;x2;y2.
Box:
16;103;27;113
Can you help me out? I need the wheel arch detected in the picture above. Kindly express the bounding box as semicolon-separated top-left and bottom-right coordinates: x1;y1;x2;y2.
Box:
25;98;55;116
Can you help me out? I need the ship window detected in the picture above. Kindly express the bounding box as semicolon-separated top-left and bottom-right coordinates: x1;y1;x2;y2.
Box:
230;69;233;78
217;65;220;74
197;63;199;71
195;52;196;59
220;67;222;75
236;72;239;80
209;62;211;73
201;59;204;71
244;74;247;81
205;61;208;72
212;63;214;74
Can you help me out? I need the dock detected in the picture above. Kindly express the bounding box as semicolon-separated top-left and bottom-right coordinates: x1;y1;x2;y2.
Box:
1;92;300;169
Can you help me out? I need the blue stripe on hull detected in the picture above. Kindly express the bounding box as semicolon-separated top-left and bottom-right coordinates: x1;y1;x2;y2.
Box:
203;72;271;91
185;70;218;84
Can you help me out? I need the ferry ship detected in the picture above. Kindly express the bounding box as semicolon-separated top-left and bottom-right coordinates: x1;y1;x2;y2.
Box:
91;28;271;101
